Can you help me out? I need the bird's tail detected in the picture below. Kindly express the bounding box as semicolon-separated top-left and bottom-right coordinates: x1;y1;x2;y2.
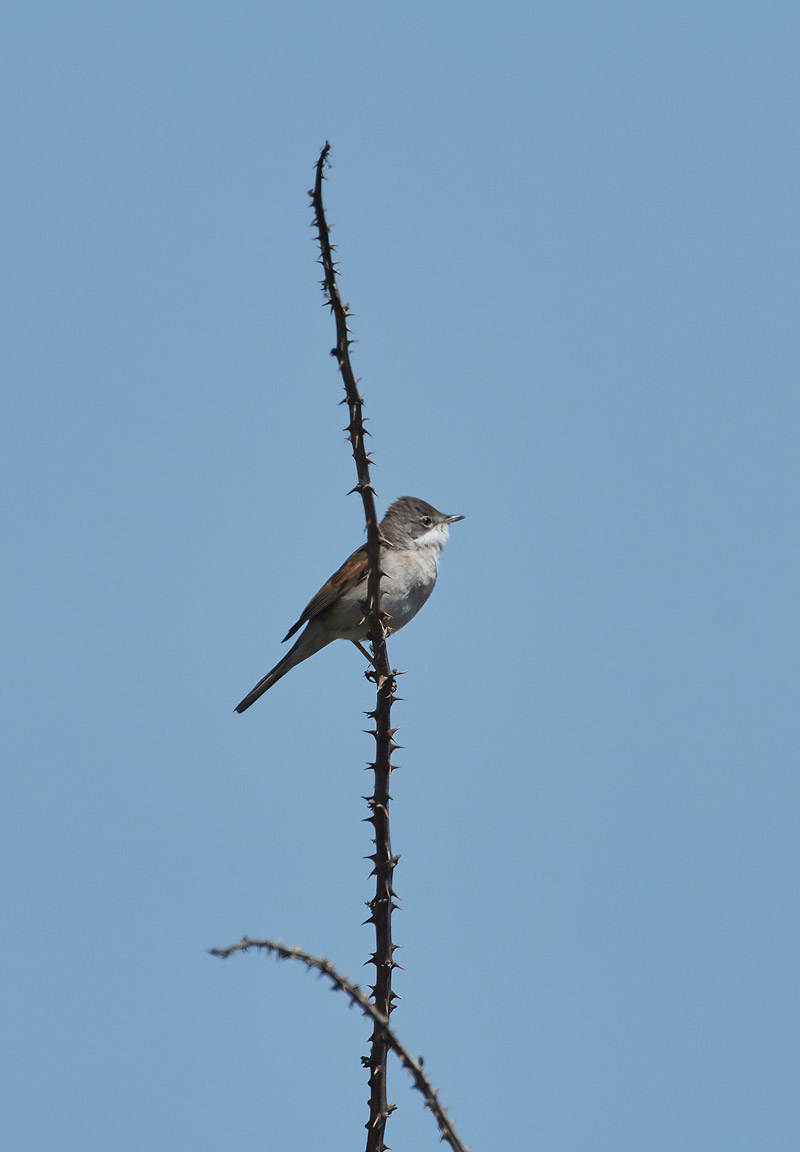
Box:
234;627;330;713
234;654;294;713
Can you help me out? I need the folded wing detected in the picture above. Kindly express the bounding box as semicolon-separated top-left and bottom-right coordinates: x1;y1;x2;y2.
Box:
281;545;369;642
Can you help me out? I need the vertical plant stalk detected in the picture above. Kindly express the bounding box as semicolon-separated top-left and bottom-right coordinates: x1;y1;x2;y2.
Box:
309;142;399;1152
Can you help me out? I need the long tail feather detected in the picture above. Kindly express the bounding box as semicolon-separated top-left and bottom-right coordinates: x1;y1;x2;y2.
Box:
234;652;295;712
234;626;331;713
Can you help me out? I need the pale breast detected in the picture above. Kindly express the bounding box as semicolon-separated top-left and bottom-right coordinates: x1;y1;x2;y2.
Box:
380;544;441;631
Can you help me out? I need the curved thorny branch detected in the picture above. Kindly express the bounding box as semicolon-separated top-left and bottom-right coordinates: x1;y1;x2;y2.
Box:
210;938;469;1152
309;141;399;1152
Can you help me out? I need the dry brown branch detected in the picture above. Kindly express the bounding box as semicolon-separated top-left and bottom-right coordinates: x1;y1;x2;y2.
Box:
309;141;398;1152
216;145;469;1152
210;938;469;1152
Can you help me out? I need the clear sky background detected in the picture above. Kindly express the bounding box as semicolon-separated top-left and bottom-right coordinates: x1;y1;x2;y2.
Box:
3;3;799;1149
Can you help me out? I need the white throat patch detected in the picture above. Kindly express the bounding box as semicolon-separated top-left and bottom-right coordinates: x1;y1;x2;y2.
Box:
411;522;450;550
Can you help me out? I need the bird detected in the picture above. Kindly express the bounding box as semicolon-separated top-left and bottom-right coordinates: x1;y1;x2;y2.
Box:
234;496;464;712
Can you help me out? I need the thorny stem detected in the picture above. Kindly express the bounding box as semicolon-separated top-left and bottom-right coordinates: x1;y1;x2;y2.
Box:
214;145;469;1152
310;141;397;1152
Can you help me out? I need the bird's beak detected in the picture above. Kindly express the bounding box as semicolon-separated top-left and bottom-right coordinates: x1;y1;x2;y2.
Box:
444;513;465;524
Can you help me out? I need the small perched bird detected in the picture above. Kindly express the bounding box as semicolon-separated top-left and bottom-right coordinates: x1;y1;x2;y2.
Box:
235;496;464;712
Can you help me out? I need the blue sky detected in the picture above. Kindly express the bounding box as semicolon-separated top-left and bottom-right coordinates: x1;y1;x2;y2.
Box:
3;3;799;1149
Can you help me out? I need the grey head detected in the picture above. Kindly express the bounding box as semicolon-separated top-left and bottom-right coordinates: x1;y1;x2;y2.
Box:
380;496;465;548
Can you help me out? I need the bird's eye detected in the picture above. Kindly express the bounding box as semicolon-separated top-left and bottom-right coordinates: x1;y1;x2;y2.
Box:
420;515;433;528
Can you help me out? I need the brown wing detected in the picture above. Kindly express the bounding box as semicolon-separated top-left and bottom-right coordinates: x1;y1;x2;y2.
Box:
281;544;369;642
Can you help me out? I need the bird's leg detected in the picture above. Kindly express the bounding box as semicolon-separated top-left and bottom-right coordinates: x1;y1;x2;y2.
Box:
352;640;377;667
